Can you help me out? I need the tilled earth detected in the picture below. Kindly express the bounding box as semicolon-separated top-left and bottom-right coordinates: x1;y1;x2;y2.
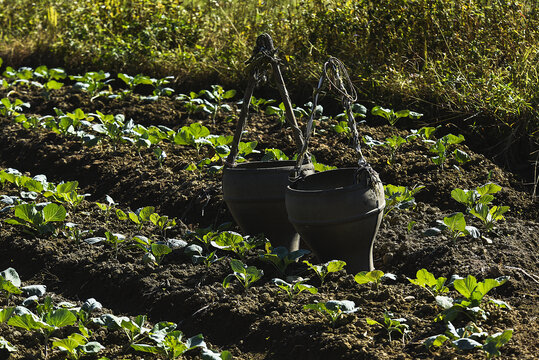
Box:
0;85;537;359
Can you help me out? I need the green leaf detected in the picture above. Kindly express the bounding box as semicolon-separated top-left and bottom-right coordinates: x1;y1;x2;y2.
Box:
0;307;15;322
14;204;39;223
443;212;466;232
42;203;67;222
366;318;380;326
326;260;346;273
8;313;48;331
45;309;77;328
131;343;162;354
453;275;477;299
151;244;172;257
424;334;449;348
81;341;105;354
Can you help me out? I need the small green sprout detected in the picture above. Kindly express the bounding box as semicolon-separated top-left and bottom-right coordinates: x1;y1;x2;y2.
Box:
407;268;449;298
104;232;127;259
383;135;407;165
5;203;67;236
95;195;116;222
272;277;318;301
222;259;264;290
383;184;424;218
260;244;310;276
426;133;468;168
303;260;346;285
354;270;396;289
51;333;104;360
366;311;410;344
211;231;264;260
371;106;423;126
304;300;359;328
435;274;509;322
132;330;206;359
0;267;22;304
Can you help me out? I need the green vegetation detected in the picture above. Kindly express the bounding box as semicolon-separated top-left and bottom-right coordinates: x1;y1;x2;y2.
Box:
0;0;537;147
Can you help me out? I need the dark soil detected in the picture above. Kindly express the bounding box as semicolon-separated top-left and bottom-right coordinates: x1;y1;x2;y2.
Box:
0;84;537;360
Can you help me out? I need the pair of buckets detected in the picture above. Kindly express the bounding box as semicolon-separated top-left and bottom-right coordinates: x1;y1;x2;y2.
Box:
222;36;385;273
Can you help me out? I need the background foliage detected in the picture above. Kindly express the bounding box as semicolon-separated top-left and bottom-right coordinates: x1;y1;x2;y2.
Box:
0;0;538;161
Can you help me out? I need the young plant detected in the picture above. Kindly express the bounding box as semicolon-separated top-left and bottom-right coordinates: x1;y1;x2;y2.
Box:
149;213;177;239
451;183;502;213
265;102;286;125
43;181;88;211
211;231;264;260
190;247;225;269
354;270;396;290
33;65;65;99
427;133;467;168
95;195;117;222
366;311;410;344
303;260;346;285
104;232;127;259
128;206;156;231
63;223;91;245
8;296;77;359
303;300;359;328
424;213;481;243
383;135;407;165
70;70;112;98
407;268;449;298
0;267;22;304
199;85;236;123
222;259;264;290
51;333;104;359
0;97;30;117
383;184;424;217
260;245;310;276
117;73;152;98
132;330;206;360
5;203;67;236
148;76;175;97
272;277;318;301
250;96;275;114
435;274;509;322
371;106;423;126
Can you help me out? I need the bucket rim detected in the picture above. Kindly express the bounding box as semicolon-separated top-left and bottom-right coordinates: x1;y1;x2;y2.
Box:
224;160;308;172
286;167;377;194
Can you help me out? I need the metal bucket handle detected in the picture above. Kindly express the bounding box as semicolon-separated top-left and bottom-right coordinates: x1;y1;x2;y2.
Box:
225;33;306;167
292;57;380;187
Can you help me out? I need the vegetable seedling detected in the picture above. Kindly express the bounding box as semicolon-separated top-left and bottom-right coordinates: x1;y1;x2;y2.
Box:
104;232;127;259
371;106;423;126
383;184;424;218
5;203;67;236
304;300;359;328
303;260;346;285
435;274;509;322
272;277;318;301
260;244;310;276
132;330;206;360
211;231;264;260
354;270;396;290
0;267;22;304
407;268;449;298
51;332;104;360
222;259;264;290
366;311;410;343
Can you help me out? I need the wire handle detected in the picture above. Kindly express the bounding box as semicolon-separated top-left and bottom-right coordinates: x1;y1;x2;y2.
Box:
226;33;306;167
293;57;379;186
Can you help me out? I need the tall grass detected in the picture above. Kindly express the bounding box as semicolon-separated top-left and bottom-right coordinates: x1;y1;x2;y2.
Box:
0;0;537;153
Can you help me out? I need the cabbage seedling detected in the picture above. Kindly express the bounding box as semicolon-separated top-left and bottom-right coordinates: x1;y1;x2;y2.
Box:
272;277;318;301
211;231;264;260
0;267;22;304
427;133;467;168
8;300;77;359
5;203;67;236
132;330;206;360
104;232;127;259
451;183;502;213
129;206;156;230
407;268;449;298
435;275;509;322
366;311;410;344
303;300;359;328
383;184;424;217
70;70;112;98
149;213;177;239
261;245;310;276
250;96;275;114
222;259;264;290
371;106;423;126
51;332;104;360
200;85;236;123
354;270;396;290
1;97;30;117
383;135;407;165
95;195;116;222
303;260;346;285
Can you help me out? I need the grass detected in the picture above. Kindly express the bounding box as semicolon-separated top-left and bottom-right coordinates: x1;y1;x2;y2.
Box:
0;0;537;160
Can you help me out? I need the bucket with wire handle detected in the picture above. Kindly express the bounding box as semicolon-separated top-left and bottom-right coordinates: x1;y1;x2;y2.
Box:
285;57;385;272
222;33;314;251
